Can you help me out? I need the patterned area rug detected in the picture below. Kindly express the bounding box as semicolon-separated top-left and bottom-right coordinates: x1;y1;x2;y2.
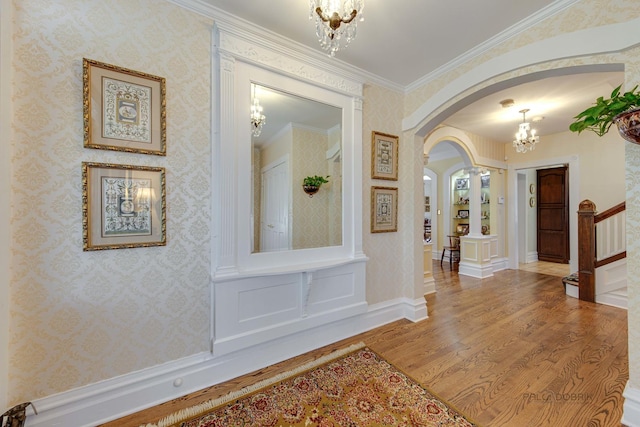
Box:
142;343;477;427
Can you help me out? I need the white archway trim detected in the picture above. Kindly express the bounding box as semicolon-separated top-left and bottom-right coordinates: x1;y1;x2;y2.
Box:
507;155;579;273
424;126;507;170
424;127;477;163
403;16;640;132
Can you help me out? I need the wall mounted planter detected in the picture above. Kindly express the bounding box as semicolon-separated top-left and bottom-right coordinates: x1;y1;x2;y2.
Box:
614;107;640;144
303;185;319;197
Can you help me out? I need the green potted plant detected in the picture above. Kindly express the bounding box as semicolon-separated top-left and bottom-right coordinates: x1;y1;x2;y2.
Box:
302;175;330;197
569;84;640;143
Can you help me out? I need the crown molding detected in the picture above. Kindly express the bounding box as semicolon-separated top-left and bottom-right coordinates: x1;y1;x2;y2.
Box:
166;0;580;95
167;0;370;95
165;0;403;93
404;0;581;93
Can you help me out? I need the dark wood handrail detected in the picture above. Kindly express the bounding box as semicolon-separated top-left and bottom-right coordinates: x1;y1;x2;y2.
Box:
595;251;627;269
577;199;626;303
595;201;625;223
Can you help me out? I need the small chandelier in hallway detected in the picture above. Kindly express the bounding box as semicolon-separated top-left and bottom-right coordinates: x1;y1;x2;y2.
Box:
513;108;539;153
310;0;364;57
250;84;265;137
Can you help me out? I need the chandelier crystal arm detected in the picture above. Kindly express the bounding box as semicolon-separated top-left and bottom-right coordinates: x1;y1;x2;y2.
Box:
315;8;357;30
310;0;363;56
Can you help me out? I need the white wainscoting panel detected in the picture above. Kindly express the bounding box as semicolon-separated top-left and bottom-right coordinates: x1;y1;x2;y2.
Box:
212;260;367;356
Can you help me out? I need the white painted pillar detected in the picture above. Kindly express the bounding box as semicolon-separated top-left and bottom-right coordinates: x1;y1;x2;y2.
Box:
467;167;482;237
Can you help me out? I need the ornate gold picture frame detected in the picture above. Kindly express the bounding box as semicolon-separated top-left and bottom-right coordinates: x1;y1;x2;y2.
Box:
371;131;398;180
371;186;398;233
83;162;166;251
83;58;167;155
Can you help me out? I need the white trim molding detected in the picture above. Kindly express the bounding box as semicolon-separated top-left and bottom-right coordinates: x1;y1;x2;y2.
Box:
23;298;424;427
403;16;640;133
623;382;640;427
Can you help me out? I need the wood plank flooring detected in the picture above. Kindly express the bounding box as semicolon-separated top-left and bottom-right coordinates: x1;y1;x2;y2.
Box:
102;262;628;427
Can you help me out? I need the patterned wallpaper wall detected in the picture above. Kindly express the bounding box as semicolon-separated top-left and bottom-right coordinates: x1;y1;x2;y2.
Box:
362;85;408;303
624;45;640;389
7;0;640;410
9;0;212;403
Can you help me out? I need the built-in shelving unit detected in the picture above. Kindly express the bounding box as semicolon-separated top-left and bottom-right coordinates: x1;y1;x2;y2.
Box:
451;170;491;235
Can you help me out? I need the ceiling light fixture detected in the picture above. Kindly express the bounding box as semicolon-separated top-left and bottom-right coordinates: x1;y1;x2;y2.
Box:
250;84;265;137
513;108;539;153
310;0;364;57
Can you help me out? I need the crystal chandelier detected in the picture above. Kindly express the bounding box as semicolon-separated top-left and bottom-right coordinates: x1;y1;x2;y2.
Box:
309;0;364;57
513;109;539;153
250;84;265;137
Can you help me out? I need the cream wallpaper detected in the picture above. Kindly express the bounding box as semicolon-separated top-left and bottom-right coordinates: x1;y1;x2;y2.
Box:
8;0;212;403
624;45;640;389
6;0;640;414
362;84;410;303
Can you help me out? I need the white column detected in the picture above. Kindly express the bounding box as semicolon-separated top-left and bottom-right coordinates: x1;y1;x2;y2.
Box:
213;51;239;276
467;167;482;237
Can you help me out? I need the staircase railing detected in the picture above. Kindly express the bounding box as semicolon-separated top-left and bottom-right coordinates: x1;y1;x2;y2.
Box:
577;200;626;302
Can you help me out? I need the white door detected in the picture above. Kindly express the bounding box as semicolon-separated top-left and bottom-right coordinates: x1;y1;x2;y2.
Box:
260;159;290;252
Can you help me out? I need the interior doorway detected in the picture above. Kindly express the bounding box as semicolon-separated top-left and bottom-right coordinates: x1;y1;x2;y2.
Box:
260;157;290;252
537;166;570;263
508;157;579;274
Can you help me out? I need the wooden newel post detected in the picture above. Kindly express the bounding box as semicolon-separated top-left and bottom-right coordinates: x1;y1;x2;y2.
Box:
577;200;596;302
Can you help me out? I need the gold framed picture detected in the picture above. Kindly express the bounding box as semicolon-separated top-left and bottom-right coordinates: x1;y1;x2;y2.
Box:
83;58;167;155
371;131;398;180
371;186;398;233
82;162;166;251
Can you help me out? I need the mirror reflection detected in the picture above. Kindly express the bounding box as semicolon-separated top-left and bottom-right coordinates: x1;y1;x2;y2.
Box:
251;84;343;253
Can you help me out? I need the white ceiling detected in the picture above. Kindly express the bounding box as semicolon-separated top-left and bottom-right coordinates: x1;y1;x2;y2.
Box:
200;0;623;147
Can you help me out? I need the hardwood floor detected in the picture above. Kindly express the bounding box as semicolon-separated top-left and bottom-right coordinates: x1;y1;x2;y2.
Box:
102;262;628;427
518;260;571;277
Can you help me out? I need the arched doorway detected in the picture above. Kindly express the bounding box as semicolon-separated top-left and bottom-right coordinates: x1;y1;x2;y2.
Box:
405;25;635;293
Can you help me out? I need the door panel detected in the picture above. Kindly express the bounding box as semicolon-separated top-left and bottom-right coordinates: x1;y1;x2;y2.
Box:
260;160;290;252
537;167;569;263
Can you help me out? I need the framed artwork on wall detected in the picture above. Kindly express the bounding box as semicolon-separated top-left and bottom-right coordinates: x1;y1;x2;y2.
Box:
371;131;399;180
82;162;166;251
83;58;167;155
455;178;469;190
371;186;398;233
481;175;490;188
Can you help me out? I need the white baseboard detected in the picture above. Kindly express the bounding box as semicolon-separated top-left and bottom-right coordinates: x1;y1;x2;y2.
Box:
596;292;628;309
401;297;429;322
24;298;424;427
458;261;494;278
623;382;640;427
424;276;436;295
526;251;538;264
491;257;508;272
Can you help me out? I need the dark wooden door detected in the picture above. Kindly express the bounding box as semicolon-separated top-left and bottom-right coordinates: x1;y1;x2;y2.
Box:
537;166;569;263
